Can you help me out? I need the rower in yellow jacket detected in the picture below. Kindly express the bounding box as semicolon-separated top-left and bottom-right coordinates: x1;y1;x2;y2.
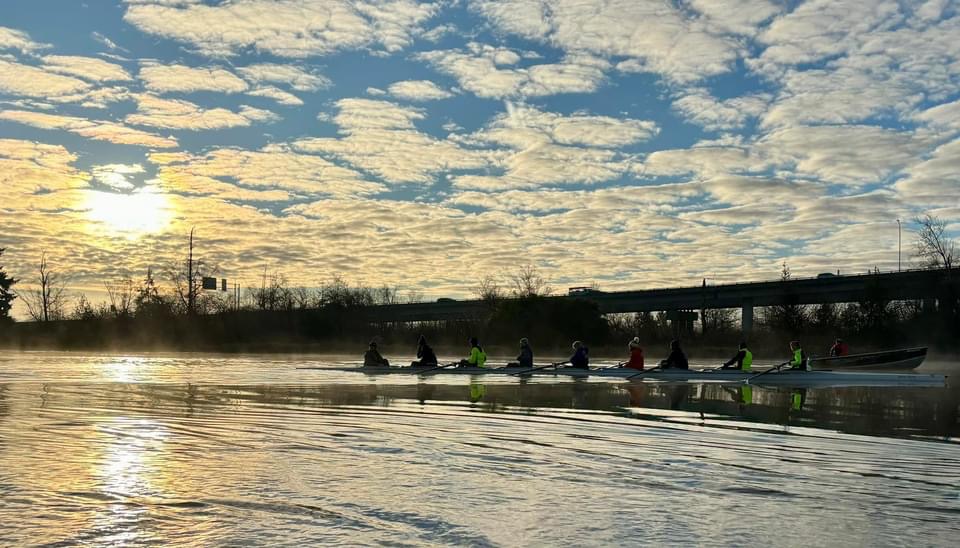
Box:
460;337;487;368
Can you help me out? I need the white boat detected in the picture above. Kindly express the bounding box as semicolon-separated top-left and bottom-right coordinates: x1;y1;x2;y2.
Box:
302;365;947;388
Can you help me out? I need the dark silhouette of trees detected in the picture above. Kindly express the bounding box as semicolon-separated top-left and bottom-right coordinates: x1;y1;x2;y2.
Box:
915;214;955;271
762;262;808;332
0;248;17;321
20;251;69;322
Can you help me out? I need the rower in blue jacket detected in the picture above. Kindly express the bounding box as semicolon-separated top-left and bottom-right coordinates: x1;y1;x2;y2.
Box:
569;341;589;369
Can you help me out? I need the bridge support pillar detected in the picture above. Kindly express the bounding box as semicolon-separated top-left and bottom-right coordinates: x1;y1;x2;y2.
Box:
741;299;754;337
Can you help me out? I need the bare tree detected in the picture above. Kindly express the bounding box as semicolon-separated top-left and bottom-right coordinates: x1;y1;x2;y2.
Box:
509;264;553;298
474;275;504;305
249;269;294;310
19;251;69;322
915;214;955;271
105;277;136;318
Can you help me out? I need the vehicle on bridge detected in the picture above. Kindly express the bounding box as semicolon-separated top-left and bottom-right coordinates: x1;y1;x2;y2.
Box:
568;286;604;296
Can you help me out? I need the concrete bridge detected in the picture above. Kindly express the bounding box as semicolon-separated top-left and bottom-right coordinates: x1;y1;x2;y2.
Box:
363;268;955;333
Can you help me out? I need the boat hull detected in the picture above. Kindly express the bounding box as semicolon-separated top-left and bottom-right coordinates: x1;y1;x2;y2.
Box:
809;347;927;371
304;365;946;387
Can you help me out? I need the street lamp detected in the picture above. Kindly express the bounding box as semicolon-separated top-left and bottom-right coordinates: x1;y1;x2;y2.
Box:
896;219;901;272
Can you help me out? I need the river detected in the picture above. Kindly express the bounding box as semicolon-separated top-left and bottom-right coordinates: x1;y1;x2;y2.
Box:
1;352;958;546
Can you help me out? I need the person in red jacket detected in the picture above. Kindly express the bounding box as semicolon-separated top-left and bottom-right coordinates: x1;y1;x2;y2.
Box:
625;337;645;370
829;338;850;357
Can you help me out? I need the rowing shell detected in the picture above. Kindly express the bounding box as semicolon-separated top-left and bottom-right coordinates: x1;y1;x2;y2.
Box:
300;365;947;387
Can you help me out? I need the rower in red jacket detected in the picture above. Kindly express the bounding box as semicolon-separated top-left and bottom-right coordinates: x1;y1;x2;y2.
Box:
625;337;645;370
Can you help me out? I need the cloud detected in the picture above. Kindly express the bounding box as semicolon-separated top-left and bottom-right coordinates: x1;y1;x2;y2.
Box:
895;138;960;206
673;89;770;131
236;63;330;92
474;0;745;83
294;98;488;184
0;26;49;53
246;86;303;106
0;59;91;97
0;109;178;148
387;80;453;101
91;163;145;190
123;0;440;57
91;31;128;53
755;125;931;185
467;103;658;149
42;55;133;82
138;62;249;94
0;138;87;196
125;94;277;130
419;44;608;98
150;146;385;198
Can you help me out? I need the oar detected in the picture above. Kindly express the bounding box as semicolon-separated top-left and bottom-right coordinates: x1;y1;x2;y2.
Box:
626;365;662;380
742;361;789;385
417;362;459;375
510;361;565;376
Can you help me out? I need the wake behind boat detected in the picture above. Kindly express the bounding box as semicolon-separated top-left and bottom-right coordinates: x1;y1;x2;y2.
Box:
300;364;947;388
809;347;928;371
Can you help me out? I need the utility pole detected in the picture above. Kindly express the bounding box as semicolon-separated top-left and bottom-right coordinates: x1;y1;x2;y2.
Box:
896;219;901;272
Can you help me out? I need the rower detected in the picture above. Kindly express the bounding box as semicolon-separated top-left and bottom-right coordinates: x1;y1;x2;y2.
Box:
512;338;533;368
625;337;644;370
829;338;849;357
721;341;752;371
788;340;808;370
411;335;438;367
569;341;590;369
363;341;390;367
459;337;487;368
660;339;689;369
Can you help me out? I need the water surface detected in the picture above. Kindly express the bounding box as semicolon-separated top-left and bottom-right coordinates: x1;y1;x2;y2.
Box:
1;352;958;546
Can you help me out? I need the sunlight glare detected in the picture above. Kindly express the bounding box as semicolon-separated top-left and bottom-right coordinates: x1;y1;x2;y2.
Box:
85;186;172;237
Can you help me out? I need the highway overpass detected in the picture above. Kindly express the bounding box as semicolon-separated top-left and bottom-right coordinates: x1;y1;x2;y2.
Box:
362;268;956;333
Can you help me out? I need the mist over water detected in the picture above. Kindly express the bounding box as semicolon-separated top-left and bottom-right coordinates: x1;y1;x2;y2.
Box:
1;352;958;546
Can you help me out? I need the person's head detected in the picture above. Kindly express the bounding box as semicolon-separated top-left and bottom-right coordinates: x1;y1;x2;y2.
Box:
520;337;529;347
469;336;479;347
629;337;641;349
739;341;748;349
418;334;427;345
835;338;843;344
790;340;801;350
369;341;378;349
670;339;680;351
572;340;582;350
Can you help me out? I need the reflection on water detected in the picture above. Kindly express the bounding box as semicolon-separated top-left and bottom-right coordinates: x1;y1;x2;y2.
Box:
1;353;959;546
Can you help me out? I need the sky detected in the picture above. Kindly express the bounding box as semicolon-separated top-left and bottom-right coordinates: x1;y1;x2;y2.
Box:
2;0;959;313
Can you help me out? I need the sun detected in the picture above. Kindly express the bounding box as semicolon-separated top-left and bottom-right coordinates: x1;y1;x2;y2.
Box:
84;186;172;236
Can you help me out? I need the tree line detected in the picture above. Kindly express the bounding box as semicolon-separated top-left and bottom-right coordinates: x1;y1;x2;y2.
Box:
0;215;956;354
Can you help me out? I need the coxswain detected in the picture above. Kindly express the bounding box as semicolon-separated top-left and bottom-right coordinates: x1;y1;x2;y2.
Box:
660;339;689;369
788;340;808;370
411;335;438;367
721;341;753;371
829;338;849;357
363;341;390;367
625;337;644;370
460;337;487;368
569;341;590;369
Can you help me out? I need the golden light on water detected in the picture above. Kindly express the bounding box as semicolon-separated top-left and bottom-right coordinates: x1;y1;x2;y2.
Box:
84;186;172;237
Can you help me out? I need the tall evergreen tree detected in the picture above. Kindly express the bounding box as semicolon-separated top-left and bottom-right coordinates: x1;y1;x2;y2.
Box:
0;248;18;320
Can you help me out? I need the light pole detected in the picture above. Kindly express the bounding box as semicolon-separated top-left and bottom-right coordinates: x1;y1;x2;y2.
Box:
896;219;901;272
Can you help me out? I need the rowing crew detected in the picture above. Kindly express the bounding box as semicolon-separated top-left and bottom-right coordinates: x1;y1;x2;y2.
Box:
364;335;811;371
